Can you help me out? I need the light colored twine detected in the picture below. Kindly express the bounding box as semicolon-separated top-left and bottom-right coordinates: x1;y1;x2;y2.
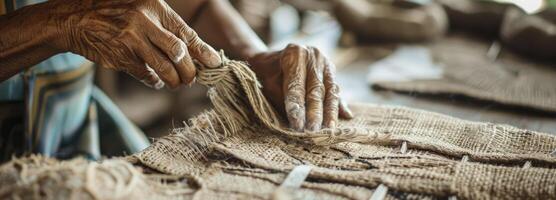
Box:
195;51;389;146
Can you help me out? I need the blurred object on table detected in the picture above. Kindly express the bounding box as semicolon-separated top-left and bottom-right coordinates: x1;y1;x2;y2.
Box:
370;33;556;114
230;0;281;42
438;0;523;37
501;7;556;60
333;0;448;42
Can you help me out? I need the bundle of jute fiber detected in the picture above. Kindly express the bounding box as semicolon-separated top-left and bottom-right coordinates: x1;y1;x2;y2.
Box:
372;33;556;113
2;51;556;199
193;51;390;147
0;155;197;199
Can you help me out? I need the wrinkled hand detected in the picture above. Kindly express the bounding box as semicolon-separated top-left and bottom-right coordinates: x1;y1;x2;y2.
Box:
50;0;221;89
249;44;353;132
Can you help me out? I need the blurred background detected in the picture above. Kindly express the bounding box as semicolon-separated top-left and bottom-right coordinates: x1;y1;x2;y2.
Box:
94;0;556;145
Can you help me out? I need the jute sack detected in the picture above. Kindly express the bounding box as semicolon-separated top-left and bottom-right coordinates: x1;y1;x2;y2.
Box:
131;103;556;199
4;103;556;199
0;155;196;199
2;52;556;199
372;33;556;113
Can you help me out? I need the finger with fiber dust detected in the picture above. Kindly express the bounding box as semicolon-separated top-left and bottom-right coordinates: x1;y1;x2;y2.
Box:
135;39;181;89
322;58;340;128
305;47;325;132
145;21;196;85
164;9;222;68
281;44;308;131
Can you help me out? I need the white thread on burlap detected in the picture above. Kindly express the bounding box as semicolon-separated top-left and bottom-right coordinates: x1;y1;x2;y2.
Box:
369;141;409;200
400;141;408;154
271;165;313;200
523;161;531;168
449;155;469;200
369;184;388;200
280;165;312;188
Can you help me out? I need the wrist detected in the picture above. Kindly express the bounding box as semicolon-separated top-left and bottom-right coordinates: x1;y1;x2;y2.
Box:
23;1;68;54
0;1;65;59
41;0;82;53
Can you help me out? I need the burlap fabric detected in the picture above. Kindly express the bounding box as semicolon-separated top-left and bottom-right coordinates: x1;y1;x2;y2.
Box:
2;53;556;199
4;103;556;199
372;34;556;113
0;155;196;199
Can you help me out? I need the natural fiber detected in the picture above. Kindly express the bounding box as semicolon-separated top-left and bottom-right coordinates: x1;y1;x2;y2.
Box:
372;34;556;113
195;51;390;147
2;51;556;199
0;155;197;199
133;103;556;199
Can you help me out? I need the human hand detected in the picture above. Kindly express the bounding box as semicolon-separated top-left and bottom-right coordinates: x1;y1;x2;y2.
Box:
49;0;221;89
248;44;353;132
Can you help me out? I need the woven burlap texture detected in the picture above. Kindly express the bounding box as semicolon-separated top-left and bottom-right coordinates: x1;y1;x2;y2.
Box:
2;53;556;199
372;34;556;113
132;103;556;200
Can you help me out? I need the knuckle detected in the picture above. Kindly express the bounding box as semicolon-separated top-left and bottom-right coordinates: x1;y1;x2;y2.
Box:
155;62;170;75
182;27;199;44
308;46;321;55
307;82;325;101
285;90;305;104
135;67;152;79
285;43;305;53
328;83;340;95
170;38;185;51
286;79;305;93
307;88;324;103
169;39;186;59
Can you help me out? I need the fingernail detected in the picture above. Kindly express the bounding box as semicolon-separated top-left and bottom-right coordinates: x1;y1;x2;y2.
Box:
286;102;305;131
292;121;304;132
346;109;354;118
187;77;196;87
308;123;321;132
207;51;222;68
201;46;222;68
154;79;165;90
327;120;336;128
172;47;186;64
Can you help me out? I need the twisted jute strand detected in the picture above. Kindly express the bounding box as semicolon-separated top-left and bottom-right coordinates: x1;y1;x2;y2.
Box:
195;51;390;146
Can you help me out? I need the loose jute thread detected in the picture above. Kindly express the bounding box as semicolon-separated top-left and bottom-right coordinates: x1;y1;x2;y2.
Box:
195;51;390;146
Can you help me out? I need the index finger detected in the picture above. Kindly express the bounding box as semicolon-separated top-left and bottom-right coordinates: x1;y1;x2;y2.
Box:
160;3;222;68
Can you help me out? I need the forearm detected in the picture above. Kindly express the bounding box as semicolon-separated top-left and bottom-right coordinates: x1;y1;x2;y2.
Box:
0;2;62;81
168;0;268;61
